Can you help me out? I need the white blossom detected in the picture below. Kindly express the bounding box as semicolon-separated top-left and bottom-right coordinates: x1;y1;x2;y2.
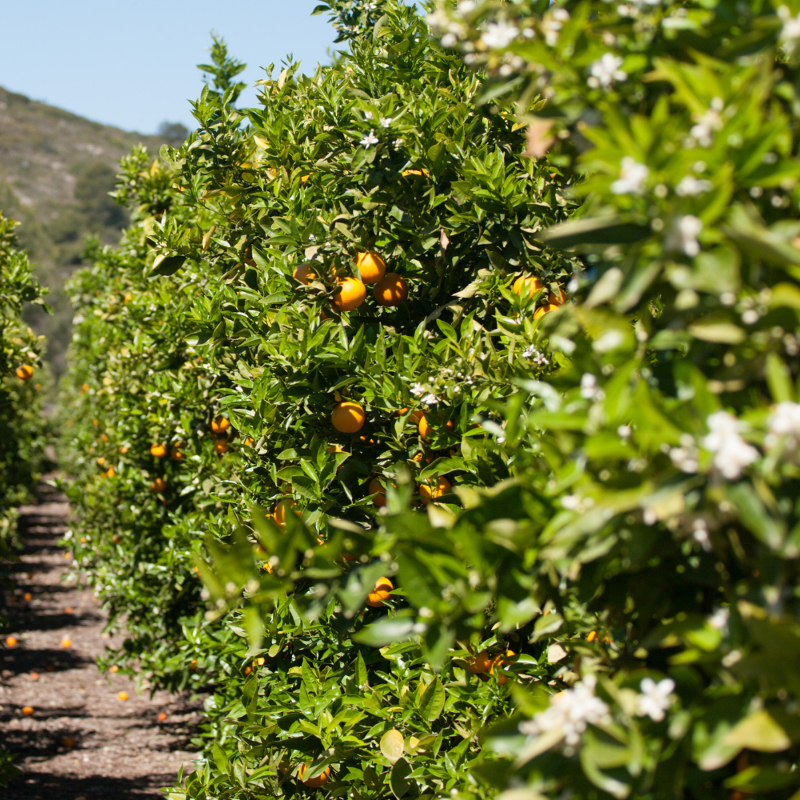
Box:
420;393;441;406
580;373;605;401
779;6;800;55
410;382;425;397
542;9;569;47
665;215;702;257
481;20;519;49
689;100;724;148
691;518;711;551
360;130;379;148
522;346;549;365
636;677;674;722
379;116;393;127
709;607;730;631
767;401;800;446
587;53;627;89
617;424;632;439
611;157;649;195
675;175;712;197
703;410;759;480
519;675;610;746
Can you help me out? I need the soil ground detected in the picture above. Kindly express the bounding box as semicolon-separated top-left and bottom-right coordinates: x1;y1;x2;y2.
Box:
0;480;201;799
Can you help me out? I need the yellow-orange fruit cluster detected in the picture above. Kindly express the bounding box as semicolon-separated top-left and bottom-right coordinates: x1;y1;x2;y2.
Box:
367;577;393;607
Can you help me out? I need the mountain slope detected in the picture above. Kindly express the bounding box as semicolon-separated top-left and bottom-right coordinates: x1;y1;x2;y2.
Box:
0;85;180;375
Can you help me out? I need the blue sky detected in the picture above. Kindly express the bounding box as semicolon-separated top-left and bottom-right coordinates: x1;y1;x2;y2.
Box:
0;1;338;134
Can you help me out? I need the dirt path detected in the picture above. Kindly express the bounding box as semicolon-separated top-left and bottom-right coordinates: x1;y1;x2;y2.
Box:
0;481;200;799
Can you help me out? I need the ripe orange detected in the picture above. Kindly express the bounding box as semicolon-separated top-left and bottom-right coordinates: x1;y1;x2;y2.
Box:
104;466;116;478
373;273;408;306
419;476;452;505
16;365;34;381
97;457;106;466
418;415;454;440
273;499;297;526
5;636;17;648
401;168;430;177
124;291;133;303
61;637;72;649
21;706;34;717
151;478;167;493
65;607;73;614
368;477;387;508
157;712;168;723
109;665;119;673
367;576;393;607
150;443;167;458
214;440;230;455
171;442;185;460
549;286;567;305
327;443;345;454
332;277;367;312
29;672;39;681
534;303;560;319
24;593;32;601
243;437;255;447
118;692;128;701
490;649;516;685
297;763;331;788
331;402;366;433
210;416;230;434
293;263;317;284
465;650;492;674
119;445;129;454
513;275;544;299
355;252;386;284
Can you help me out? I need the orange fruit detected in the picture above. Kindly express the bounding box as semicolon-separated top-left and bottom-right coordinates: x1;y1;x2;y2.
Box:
367;576;393;607
210;416;230;434
118;692;128;701
157;712;168;723
16;365;34;381
24;593;32;602
293;263;317;284
61;638;72;649
513;275;544;299
104;466;116;478
534;303;560;319
331;401;366;433
490;649;516;685
29;672;39;681
113;535;121;544
97;457;106;466
419;476;452;505
273;499;297;526
151;477;167;493
368;477;387;508
466;650;492;674
332;277;367;312
171;442;185;460
298;763;331;788
418;415;454;440
243;437;254;447
327;443;345;454
214;440;230;454
5;636;17;648
124;291;133;303
21;706;34;717
109;665;119;674
549;286;567;305
355;252;386;284
150;443;167;458
65;607;73;614
119;445;129;454
373;273;408;306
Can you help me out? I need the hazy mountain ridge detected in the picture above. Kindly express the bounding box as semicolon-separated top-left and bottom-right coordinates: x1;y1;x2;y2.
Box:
0;85;177;375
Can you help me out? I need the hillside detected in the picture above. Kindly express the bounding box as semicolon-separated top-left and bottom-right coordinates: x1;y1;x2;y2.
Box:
0;86;184;376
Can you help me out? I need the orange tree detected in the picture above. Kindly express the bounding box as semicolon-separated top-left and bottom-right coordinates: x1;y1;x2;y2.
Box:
59;2;572;797
193;1;800;799
0;212;48;785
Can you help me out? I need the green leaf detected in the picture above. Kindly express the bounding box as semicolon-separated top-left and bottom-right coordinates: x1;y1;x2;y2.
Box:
721;710;791;753
389;757;414;799
418;677;445;722
537;216;650;249
150;254;186;277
